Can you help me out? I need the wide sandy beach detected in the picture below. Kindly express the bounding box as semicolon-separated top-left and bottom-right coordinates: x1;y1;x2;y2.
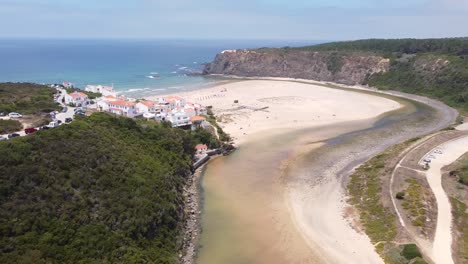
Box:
148;79;401;145
148;79;407;263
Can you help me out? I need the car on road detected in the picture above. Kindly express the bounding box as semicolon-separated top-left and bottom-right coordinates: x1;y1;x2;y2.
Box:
8;112;22;118
0;135;7;140
47;121;60;128
65;117;73;123
25;128;37;134
8;133;20;138
74;110;86;116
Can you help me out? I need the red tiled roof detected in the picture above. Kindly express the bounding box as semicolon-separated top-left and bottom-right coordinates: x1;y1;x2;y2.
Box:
140;100;157;107
190;116;206;122
108;100;136;107
195;144;208;150
69;92;87;98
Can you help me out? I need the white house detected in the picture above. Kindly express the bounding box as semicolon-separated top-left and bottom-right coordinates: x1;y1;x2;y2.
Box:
195;144;208;154
85;85;117;97
136;100;158;114
167;110;191;127
65;91;88;107
62;81;74;89
106;100;137;118
159;95;186;110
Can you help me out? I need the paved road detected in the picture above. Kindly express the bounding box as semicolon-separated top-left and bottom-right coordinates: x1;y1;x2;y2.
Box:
0;87;75;140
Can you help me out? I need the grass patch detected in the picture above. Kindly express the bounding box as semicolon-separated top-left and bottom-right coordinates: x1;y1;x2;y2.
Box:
400;179;428;228
0;83;61;115
348;138;430;263
0;119;22;134
204;109;231;142
401;244;422;260
450;197;468;262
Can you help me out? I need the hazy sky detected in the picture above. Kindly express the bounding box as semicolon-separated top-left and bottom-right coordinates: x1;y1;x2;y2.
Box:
0;0;467;40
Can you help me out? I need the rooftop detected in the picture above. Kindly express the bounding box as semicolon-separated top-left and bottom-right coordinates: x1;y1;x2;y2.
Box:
108;100;136;107
69;91;88;98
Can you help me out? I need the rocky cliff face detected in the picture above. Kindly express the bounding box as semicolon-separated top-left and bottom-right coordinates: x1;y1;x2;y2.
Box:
203;49;390;85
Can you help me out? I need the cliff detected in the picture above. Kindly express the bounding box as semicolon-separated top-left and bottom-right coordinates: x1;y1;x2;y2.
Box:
203;38;468;113
203;49;390;85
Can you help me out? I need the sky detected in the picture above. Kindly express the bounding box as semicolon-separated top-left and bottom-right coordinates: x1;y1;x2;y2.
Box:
0;0;467;40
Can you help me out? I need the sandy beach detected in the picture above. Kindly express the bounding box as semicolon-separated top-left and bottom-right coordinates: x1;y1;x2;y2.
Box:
147;79;401;145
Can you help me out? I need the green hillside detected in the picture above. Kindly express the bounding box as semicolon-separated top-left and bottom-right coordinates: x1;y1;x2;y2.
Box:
0;113;213;263
297;38;468;113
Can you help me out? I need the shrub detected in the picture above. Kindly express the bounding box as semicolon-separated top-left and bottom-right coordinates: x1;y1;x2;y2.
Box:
401;244;422;260
0;119;22;134
411;257;428;264
396;191;405;200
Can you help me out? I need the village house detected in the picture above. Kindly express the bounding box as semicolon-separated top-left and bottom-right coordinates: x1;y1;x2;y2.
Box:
96;95;118;111
62;81;74;89
159;95;186;109
136;100;158;114
191;115;207;130
167;110;191;127
106;100;137;118
85;85;117;97
65;91;89;107
195;144;208;154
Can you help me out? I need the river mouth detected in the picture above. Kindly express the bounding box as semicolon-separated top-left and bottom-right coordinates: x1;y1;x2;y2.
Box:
196;85;449;264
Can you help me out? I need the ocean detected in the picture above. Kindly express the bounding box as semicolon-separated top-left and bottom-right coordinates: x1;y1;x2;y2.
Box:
0;39;320;98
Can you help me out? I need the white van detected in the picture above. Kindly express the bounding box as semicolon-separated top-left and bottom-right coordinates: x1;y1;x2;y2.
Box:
47;121;60;128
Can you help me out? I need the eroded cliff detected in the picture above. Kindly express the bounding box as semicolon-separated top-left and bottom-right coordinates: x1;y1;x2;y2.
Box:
203;49;390;85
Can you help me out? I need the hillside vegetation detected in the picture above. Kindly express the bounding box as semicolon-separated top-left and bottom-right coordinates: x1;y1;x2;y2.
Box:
300;38;468;113
0;113;216;263
0;83;60;114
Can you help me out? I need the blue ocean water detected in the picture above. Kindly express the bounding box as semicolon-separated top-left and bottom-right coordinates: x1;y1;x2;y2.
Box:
0;39;320;97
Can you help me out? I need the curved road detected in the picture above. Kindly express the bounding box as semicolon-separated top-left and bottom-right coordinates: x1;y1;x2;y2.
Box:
419;135;468;264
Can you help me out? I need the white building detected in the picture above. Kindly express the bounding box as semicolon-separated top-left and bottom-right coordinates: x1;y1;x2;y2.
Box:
159;95;186;109
65;91;88;107
62;81;74;89
106;100;137;118
85;85;117;97
136;100;158;114
96;95;117;111
167;110;191;127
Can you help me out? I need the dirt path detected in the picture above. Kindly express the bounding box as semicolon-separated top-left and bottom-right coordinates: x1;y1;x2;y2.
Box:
420;135;468;264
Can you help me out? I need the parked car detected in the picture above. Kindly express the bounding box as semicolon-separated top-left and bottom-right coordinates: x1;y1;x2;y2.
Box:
8;112;22;118
74;110;86;116
0;112;5;116
47;121;60;128
57;120;62;125
62;107;68;113
41;125;50;130
25;128;37;134
65;117;73;123
0;135;7;141
8;133;20;138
